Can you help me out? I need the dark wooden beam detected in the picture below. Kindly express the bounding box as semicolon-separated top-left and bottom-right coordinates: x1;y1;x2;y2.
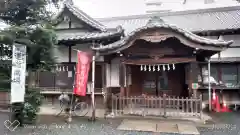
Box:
68;45;72;63
123;57;196;65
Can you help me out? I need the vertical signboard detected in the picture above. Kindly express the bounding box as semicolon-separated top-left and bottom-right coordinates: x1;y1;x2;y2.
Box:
11;44;26;103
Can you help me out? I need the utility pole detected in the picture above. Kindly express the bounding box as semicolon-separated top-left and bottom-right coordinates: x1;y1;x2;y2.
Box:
208;59;212;111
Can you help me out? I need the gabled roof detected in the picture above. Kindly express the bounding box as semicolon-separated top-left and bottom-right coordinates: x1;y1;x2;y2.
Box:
55;1;124;42
56;0;107;31
96;6;240;34
92;17;233;54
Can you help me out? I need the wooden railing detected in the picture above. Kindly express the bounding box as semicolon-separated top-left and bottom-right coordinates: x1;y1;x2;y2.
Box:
111;94;203;119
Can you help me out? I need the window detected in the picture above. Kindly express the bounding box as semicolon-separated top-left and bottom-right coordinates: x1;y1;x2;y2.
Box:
210;66;219;83
143;72;168;91
143;72;156;91
221;65;238;87
202;64;239;88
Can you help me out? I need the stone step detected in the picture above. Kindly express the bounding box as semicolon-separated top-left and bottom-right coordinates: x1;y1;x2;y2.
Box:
117;119;200;134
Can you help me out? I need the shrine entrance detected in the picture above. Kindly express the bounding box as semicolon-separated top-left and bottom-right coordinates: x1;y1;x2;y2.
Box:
128;63;187;97
93;17;232;118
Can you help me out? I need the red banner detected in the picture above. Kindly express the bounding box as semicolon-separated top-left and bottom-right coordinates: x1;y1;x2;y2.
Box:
73;51;91;96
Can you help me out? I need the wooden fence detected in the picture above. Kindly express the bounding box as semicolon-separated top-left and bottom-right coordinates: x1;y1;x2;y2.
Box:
111;94;203;119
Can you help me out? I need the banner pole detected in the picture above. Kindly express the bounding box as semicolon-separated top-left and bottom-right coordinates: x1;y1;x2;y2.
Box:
90;55;96;121
208;59;212;111
68;58;76;123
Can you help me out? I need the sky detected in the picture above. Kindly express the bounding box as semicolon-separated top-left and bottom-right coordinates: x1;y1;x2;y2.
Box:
73;0;146;18
0;0;239;29
73;0;240;18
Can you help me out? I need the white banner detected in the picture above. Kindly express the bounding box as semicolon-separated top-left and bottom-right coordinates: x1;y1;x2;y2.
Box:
10;44;26;103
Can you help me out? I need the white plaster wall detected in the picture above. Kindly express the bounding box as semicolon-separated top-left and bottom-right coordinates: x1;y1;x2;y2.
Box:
52;44;104;63
56;21;69;29
105;63;111;87
110;58;121;87
56;20;85;29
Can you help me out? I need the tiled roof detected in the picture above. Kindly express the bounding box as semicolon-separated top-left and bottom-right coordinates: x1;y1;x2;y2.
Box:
96;6;240;35
57;28;123;41
92;16;233;54
63;2;107;31
55;1;124;42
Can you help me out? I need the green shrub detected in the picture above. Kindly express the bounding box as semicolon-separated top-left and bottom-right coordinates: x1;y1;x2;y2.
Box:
22;88;43;124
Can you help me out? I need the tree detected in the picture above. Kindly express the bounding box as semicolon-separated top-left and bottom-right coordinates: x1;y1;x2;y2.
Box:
0;0;61;124
0;0;60;85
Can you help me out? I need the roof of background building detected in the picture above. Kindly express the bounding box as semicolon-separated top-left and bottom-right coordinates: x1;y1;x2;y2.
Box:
96;5;240;35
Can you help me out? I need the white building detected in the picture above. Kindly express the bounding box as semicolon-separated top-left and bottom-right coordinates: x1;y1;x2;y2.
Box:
145;0;239;13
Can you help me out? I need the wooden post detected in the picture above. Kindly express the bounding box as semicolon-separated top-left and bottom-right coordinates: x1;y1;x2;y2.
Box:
119;62;126;96
126;65;130;97
163;94;167;117
68;45;72;63
189;62;199;97
125;65;129;106
199;95;203;119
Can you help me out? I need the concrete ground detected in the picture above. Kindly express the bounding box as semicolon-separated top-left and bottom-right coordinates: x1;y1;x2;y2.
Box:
39;104;211;123
38;104;106;118
1;104;240;135
0;111;239;135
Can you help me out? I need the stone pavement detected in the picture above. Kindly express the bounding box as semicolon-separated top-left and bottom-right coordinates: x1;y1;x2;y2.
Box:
117;119;200;134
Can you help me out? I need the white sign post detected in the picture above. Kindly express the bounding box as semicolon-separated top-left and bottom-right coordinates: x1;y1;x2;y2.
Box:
10;44;27;103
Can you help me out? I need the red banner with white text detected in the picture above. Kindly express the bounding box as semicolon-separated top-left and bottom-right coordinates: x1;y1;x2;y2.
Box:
73;51;91;96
